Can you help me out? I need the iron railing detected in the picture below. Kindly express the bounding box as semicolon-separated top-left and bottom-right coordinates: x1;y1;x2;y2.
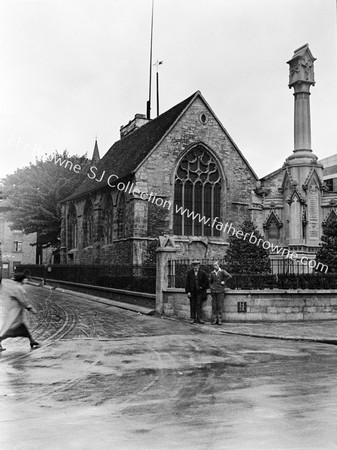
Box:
168;259;337;290
17;264;156;294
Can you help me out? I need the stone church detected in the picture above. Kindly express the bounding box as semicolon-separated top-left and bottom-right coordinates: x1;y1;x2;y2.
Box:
60;44;337;266
60;92;258;264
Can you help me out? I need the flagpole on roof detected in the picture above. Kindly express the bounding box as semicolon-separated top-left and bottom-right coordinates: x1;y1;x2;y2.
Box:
146;0;154;120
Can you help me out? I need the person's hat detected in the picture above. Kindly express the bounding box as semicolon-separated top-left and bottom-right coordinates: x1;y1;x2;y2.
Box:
191;260;201;265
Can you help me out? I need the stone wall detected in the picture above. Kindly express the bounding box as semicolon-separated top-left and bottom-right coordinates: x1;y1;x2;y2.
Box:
163;288;337;321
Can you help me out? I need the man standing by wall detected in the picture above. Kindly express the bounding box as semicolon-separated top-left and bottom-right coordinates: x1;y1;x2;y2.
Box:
185;260;208;324
209;261;232;325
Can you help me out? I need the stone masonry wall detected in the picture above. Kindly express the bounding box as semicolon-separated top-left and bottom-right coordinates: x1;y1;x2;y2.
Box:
62;190;155;265
163;289;337;321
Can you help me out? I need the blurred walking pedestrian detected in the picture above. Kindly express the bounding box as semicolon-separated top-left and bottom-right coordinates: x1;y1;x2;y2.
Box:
209;261;232;325
0;273;40;351
185;260;209;324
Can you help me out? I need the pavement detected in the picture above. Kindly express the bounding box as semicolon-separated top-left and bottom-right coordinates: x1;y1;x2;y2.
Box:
33;280;337;345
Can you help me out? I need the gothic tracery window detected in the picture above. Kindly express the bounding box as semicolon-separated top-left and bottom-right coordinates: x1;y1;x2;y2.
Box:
173;146;222;236
117;192;126;239
67;204;77;249
104;194;114;244
83;200;94;247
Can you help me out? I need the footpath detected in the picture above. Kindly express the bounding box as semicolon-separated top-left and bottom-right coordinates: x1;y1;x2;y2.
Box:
33;281;337;346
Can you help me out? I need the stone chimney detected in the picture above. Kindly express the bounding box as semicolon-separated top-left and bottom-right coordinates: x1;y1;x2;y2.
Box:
120;114;150;139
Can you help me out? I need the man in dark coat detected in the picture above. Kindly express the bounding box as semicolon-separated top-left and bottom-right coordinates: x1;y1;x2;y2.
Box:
185;260;209;324
209;261;232;325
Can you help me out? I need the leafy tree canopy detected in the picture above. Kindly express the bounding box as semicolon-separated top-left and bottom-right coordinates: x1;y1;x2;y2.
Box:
225;219;271;273
1;150;90;246
315;217;337;272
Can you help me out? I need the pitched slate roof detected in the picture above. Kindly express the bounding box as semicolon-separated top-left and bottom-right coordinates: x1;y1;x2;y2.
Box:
64;92;197;202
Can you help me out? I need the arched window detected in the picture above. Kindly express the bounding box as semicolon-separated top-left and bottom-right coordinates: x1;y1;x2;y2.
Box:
104;195;114;244
117;192;126;239
174;145;221;236
67;204;77;249
83;200;94;247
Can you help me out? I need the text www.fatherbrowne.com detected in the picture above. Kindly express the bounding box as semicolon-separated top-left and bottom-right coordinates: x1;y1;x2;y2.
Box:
54;154;328;273
175;205;328;273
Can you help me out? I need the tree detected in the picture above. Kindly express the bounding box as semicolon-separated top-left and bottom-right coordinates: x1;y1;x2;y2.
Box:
225;219;271;273
315;217;337;272
1;150;90;249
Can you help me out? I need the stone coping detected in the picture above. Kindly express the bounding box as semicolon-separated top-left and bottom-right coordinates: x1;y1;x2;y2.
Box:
30;277;156;298
164;288;337;294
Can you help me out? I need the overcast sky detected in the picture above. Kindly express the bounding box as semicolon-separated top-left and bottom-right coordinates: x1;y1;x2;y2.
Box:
0;0;336;181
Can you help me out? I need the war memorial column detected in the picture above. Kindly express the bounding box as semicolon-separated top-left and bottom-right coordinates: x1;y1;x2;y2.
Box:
285;44;323;249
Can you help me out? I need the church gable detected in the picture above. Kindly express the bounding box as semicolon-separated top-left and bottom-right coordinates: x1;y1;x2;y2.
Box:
135;92;257;179
137;93;258;192
135;93;257;225
136;92;258;238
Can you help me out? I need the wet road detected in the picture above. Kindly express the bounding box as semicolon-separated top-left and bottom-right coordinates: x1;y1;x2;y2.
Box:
1;280;337;449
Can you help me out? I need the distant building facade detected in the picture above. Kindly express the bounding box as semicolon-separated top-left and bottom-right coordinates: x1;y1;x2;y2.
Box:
60;44;336;267
0;198;37;278
320;155;337;193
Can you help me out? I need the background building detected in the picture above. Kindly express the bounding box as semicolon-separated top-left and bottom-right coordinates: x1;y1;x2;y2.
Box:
320;155;337;193
0;197;37;278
